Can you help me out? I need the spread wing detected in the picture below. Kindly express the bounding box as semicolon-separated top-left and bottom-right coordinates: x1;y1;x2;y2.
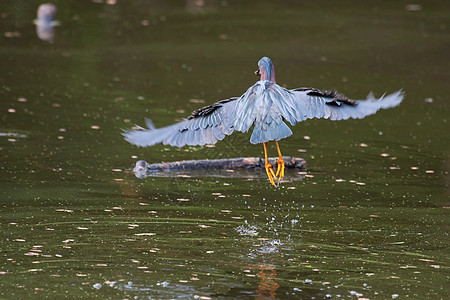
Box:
269;86;404;126
123;97;238;147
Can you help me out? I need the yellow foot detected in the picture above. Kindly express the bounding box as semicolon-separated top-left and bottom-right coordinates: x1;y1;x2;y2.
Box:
265;163;277;186
276;158;285;182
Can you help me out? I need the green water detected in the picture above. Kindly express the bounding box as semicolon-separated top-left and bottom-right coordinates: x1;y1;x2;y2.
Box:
1;0;449;299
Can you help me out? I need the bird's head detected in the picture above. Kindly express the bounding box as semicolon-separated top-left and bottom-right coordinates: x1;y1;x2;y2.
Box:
255;57;276;83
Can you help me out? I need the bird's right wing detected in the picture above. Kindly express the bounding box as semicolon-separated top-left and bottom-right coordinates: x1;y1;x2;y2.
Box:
123;97;238;147
279;88;404;125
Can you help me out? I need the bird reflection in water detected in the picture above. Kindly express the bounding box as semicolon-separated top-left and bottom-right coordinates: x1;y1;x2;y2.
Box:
255;265;280;299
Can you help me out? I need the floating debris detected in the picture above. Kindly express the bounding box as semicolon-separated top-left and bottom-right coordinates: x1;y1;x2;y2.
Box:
419;258;434;262
134;233;155;236
93;283;102;289
177;174;191;178
430;265;440;268
406;4;422;11
0;132;27;138
189;99;205;104
28;269;43;272
4;31;21;38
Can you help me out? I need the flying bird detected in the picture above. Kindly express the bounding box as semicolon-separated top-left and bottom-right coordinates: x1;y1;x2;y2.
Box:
123;57;404;186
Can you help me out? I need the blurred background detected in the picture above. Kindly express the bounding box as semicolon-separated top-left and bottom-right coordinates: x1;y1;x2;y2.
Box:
0;0;449;298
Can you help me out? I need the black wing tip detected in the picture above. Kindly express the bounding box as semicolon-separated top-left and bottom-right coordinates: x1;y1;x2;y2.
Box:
187;97;238;120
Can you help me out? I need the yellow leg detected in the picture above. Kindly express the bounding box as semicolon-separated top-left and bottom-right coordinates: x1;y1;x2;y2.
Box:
274;141;285;182
263;142;276;186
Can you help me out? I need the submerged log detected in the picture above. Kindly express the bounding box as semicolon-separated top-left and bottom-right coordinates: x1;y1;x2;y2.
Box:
133;156;306;179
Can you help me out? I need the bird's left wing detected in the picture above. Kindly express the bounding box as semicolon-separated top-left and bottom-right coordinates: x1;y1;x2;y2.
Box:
123;97;238;147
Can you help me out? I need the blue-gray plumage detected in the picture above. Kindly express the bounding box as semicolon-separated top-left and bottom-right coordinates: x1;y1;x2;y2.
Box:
34;4;59;43
123;57;404;186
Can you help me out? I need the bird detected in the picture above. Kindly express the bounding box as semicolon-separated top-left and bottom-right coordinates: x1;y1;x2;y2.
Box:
34;3;60;43
123;57;404;186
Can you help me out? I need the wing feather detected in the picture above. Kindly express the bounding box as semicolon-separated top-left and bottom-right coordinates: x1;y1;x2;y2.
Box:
287;88;404;122
123;97;238;147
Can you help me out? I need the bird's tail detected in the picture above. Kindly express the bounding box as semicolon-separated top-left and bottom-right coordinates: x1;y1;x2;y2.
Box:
250;121;292;144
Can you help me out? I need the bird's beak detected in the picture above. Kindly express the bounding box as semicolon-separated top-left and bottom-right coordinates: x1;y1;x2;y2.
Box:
255;69;260;76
